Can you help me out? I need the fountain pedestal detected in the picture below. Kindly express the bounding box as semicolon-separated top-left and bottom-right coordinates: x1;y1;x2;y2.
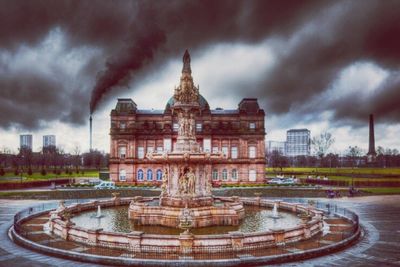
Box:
128;58;244;228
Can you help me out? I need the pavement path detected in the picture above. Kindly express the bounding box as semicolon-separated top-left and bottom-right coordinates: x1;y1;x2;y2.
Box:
0;196;399;267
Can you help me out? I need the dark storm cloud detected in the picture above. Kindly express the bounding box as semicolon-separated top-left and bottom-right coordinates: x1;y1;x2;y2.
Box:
331;72;400;124
256;0;400;125
0;71;87;129
1;0;400;130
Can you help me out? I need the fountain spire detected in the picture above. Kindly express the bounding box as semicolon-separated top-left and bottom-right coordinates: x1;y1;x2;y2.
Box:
182;49;191;74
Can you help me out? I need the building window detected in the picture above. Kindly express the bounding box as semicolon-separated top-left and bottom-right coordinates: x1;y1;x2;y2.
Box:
120;122;126;129
138;147;144;159
249;122;256;130
249;170;256;181
156;146;163;153
212;147;219;153
196;123;202;132
232;169;238;180
163;138;172;152
119;169;126;181
147;169;153;181
147;147;154;154
173;123;179;132
137;169;144;181
231;147;238;159
222;169;228;180
222;146;228;157
212;169;218;180
249;146;256;158
156;169;162;181
203;139;211;152
118;146;126;159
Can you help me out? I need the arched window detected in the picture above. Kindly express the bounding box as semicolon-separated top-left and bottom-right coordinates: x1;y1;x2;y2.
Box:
231;169;238;180
137;169;143;181
249;170;256;182
147;169;153;181
222;169;228;180
156;169;162;181
212;169;218;180
118;146;126;159
249;146;256;158
119;169;126;181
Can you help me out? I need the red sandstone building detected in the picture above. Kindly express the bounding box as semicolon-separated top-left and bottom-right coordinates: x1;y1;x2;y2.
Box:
109;51;266;184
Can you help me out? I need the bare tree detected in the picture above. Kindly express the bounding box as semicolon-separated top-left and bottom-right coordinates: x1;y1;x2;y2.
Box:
311;132;335;158
347;146;363;167
72;145;81;173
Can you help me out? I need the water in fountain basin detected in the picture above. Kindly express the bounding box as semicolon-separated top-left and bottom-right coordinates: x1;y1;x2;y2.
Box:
72;205;300;235
271;202;280;219
95;205;103;218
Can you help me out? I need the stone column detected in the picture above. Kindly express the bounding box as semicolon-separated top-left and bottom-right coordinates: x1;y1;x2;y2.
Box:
179;231;194;254
87;228;103;245
48;218;56;233
61;221;75;240
128;231;144;252
272;228;285;245
302;223;311;239
229;231;244;251
112;192;121;206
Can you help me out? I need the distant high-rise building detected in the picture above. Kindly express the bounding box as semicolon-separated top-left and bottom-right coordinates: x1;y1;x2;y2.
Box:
285;129;310;156
267;141;286;155
43;135;56;148
20;134;33;150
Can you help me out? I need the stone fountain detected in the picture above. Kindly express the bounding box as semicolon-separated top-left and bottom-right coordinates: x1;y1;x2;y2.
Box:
128;51;245;228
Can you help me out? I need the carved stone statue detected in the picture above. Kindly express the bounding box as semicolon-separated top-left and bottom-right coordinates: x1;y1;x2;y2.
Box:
161;168;169;195
188;114;195;138
206;178;212;195
186;167;196;195
178;167;188;194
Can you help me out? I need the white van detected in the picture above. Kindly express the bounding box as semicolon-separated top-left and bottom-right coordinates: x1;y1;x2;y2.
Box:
94;181;116;189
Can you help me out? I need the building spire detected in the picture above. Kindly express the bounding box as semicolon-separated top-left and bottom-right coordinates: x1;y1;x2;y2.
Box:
182;49;191;74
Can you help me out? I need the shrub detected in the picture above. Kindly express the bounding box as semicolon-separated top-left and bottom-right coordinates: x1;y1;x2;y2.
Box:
14;169;19;176
41;168;47;176
0;168;5;176
27;168;33;176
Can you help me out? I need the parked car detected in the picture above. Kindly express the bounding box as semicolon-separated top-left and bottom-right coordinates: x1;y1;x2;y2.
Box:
268;177;298;185
94;181;116;189
268;178;284;185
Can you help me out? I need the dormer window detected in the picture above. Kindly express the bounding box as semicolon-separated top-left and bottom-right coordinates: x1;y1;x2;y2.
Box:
120;122;126;129
249;122;256;130
173;123;179;132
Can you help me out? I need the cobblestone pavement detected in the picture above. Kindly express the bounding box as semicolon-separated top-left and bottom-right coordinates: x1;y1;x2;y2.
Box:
1;196;399;267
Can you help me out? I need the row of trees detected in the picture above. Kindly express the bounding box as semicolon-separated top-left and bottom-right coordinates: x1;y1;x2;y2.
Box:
0;146;109;175
268;131;400;168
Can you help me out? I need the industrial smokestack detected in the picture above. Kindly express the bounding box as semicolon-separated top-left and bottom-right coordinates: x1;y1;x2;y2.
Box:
89;115;93;151
367;114;376;157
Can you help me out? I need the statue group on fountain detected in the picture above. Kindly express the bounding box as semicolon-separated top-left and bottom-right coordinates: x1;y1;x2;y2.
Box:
174;77;199;104
178;113;195;138
178;166;196;196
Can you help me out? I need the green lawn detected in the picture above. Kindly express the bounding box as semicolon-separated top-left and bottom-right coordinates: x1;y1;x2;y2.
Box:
0;170;100;183
360;187;400;194
266;167;400;175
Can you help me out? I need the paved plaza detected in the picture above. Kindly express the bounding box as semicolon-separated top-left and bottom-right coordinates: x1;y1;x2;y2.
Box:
0;196;399;267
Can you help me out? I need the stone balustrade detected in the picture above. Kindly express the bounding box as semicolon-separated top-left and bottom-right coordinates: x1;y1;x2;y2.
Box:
48;196;327;254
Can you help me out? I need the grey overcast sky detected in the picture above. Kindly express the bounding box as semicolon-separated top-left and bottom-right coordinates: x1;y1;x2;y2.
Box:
0;0;400;154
